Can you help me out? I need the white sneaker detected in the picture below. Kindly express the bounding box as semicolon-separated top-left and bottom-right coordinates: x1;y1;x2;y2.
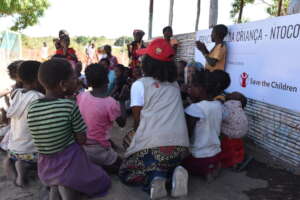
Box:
150;177;167;200
171;166;188;198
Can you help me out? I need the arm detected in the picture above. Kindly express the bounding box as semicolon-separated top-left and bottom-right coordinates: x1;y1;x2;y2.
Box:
186;114;199;138
132;106;142;130
71;104;87;145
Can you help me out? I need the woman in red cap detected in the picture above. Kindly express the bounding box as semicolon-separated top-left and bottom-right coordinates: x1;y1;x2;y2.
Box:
119;38;189;199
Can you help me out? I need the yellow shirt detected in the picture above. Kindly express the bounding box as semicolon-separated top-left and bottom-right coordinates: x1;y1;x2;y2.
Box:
205;43;227;72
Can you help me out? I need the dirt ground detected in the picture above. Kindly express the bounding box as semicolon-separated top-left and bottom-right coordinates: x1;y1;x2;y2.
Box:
0;121;300;200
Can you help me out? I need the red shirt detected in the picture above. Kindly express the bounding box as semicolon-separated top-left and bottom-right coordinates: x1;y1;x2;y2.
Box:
56;48;78;62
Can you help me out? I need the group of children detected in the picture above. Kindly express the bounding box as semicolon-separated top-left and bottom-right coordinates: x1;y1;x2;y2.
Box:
0;24;249;200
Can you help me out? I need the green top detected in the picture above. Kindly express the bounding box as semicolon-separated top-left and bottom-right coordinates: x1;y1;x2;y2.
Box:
27;98;86;155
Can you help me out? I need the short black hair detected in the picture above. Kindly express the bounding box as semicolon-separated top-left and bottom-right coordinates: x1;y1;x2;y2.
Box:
240;94;247;109
100;58;110;66
115;64;126;73
85;64;108;88
18;61;41;84
213;24;228;40
7;60;23;79
163;26;172;33
39;58;73;89
212;70;231;93
104;45;111;51
142;55;177;82
52;54;67;59
192;71;219;98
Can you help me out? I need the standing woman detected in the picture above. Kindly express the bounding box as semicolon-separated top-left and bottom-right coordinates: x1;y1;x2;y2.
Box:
127;30;146;69
119;38;189;200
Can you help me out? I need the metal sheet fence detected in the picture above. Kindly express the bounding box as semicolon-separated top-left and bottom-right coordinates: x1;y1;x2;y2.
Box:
174;32;300;169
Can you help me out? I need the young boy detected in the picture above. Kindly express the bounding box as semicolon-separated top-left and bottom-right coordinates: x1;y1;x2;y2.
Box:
4;61;44;187
196;24;228;72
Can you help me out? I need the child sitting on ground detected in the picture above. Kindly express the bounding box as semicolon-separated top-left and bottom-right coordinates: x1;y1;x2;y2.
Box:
4;61;44;187
220;92;249;169
77;64;126;173
27;58;110;199
183;71;223;183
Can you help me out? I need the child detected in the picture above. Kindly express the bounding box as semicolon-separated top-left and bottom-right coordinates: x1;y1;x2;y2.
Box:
77;64;126;173
27;58;110;199
183;71;223;183
100;58;116;94
111;64;128;99
212;70;231;103
220;92;249;169
4;61;44;187
196;24;228;72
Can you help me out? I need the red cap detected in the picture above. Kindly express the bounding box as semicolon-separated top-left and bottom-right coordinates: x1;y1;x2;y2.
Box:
136;38;175;62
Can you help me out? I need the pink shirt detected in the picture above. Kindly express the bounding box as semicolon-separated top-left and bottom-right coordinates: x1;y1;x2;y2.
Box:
77;92;121;147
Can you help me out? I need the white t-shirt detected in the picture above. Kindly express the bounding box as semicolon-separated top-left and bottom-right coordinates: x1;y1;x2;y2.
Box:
41;46;48;59
185;100;223;158
130;80;144;107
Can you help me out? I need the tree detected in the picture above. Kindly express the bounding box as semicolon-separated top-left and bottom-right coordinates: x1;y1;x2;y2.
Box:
114;36;133;47
0;0;50;31
230;0;254;23
75;36;89;46
209;0;218;28
261;0;289;16
195;0;201;31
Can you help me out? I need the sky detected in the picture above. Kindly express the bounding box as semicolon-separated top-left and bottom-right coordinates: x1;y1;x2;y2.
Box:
0;0;271;38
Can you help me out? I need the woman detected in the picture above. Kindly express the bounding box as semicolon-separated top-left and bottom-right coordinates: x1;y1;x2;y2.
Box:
119;38;189;199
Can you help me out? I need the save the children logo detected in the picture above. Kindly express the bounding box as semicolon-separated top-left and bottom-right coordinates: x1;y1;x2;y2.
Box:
240;72;249;88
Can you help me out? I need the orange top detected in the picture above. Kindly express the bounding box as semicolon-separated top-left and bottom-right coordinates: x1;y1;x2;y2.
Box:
205;43;227;72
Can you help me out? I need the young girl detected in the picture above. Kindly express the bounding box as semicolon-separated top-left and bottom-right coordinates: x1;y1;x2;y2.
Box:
4;61;44;187
183;71;223;183
27;58;110;200
220;92;249;169
77;64;126;173
110;64;128;100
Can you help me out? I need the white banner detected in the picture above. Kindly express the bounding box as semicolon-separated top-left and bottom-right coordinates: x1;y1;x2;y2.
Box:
195;14;300;112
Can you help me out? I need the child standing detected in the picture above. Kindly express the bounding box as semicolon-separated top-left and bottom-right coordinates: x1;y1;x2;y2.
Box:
196;24;228;72
77;64;126;172
183;71;223;182
27;58;110;199
4;61;44;187
220;92;248;169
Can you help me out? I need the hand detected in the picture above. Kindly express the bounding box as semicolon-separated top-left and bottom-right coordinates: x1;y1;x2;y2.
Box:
75;133;86;145
195;41;208;54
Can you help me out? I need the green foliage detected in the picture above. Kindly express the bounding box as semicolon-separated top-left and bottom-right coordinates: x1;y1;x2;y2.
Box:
114;36;133;47
230;0;255;19
265;0;290;16
75;36;89;45
0;0;50;31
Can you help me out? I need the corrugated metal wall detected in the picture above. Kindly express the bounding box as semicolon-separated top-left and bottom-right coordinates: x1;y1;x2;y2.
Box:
174;32;300;170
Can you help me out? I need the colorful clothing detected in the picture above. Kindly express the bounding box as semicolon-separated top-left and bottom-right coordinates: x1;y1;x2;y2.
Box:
56;48;78;62
220;136;244;168
222;100;248;138
128;41;146;68
205;43;227;72
108;56;118;70
8;151;37;163
27;99;86;155
77;92;121;148
38;143;111;198
119;146;187;188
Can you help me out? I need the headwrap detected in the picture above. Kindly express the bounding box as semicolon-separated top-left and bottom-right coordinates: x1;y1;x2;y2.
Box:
187;61;204;72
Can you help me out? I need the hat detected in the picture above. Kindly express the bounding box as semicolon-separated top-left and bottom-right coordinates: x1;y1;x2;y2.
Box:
136;38;175;62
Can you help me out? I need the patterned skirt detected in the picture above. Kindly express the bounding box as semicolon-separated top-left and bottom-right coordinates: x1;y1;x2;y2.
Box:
220;136;245;168
119;146;188;190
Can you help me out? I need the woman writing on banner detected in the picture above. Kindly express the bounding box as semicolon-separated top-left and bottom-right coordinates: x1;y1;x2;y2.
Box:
196;24;228;72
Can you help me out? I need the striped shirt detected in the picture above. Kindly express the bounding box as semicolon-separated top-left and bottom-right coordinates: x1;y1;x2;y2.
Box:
27;98;86;155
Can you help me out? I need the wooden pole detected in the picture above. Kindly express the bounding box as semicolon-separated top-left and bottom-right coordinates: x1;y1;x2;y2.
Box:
209;0;218;28
238;0;244;23
277;0;283;16
195;0;201;31
169;0;174;26
148;0;154;40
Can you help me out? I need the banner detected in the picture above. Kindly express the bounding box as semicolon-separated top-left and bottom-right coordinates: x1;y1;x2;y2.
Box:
195;14;300;112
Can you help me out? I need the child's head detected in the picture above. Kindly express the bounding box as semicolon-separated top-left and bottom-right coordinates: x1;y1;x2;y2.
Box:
114;64;126;79
104;45;112;55
163;26;173;39
18;61;43;92
226;92;247;109
133;30;145;42
211;24;228;42
212;70;231;94
85;64;108;89
100;58;110;68
39;58;77;96
189;71;219;102
132;67;142;80
7;60;23;81
75;61;83;77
